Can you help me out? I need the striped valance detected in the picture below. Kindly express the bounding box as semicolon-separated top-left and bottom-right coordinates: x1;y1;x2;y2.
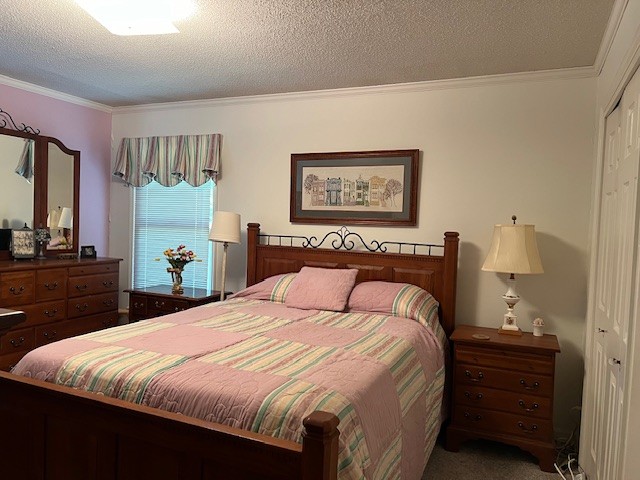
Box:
113;134;222;187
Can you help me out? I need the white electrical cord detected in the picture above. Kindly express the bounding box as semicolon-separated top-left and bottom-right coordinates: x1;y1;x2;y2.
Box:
555;463;567;479
568;458;576;480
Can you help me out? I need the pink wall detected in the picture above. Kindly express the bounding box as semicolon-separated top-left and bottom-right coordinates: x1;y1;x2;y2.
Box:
0;84;112;255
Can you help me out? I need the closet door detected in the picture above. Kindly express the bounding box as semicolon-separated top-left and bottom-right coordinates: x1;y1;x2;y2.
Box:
583;66;640;479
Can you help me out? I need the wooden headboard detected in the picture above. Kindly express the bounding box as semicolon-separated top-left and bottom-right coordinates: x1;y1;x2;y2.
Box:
246;223;459;337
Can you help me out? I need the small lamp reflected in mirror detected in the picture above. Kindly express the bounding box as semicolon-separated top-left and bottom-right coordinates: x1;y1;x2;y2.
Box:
208;211;240;301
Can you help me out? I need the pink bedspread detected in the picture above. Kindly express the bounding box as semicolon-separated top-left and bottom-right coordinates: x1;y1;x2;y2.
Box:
12;297;445;480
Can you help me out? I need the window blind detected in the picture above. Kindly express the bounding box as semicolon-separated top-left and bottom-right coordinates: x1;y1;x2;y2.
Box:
133;180;215;290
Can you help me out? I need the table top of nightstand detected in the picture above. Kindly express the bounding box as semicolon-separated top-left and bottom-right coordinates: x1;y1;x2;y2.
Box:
451;325;560;354
124;285;231;302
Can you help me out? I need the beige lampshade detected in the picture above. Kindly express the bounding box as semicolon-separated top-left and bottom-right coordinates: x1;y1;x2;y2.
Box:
481;224;543;274
57;207;73;229
209;211;241;244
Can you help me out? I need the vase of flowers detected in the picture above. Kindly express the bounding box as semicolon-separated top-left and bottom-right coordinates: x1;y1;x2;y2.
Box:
162;245;197;294
34;227;51;260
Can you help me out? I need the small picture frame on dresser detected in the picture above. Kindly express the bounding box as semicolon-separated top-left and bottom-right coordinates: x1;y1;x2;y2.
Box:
80;245;97;259
11;224;36;259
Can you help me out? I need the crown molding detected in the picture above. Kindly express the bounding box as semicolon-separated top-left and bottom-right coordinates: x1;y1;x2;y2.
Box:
593;0;630;75
113;66;598;115
0;74;112;113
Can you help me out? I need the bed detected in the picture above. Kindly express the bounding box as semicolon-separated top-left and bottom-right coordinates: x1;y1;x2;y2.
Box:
0;223;459;480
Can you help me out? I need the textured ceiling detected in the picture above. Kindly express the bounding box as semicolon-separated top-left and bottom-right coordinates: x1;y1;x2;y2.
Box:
0;0;615;107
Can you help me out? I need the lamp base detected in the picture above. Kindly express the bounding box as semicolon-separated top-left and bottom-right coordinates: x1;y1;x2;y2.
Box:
498;326;523;336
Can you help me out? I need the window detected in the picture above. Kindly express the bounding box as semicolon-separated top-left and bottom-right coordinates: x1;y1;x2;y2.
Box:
132;180;215;290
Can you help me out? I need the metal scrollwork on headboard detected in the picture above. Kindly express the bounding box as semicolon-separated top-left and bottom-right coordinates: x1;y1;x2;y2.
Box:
259;226;443;255
0;108;40;135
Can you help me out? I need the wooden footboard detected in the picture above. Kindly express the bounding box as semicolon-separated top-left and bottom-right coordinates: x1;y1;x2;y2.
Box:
0;371;339;480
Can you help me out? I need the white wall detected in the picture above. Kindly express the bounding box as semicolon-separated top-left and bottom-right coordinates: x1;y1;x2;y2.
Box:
111;74;596;433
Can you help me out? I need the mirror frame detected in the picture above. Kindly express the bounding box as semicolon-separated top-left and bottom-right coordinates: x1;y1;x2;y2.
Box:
0;126;80;259
38;136;80;257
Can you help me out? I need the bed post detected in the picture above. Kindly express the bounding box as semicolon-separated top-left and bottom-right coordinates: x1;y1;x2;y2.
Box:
302;411;339;480
441;232;459;338
247;223;261;286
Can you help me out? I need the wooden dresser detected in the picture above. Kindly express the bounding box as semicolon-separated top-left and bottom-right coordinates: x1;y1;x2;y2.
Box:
0;257;121;371
445;325;561;472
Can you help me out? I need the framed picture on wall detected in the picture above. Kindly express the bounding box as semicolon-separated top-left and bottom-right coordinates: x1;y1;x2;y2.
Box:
290;149;420;226
11;224;36;259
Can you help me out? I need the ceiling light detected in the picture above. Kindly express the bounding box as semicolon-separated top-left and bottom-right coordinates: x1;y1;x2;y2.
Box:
76;0;196;36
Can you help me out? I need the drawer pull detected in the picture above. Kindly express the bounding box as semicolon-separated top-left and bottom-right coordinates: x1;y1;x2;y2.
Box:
102;280;114;287
44;330;57;340
102;319;115;328
103;299;115;307
76;303;89;312
155;301;165;308
517;421;538;434
75;284;88;291
9;285;25;295
519;379;540;391
174;307;180;311
133;302;144;309
44;308;58;318
518;400;539;412
463;412;482;422
10;337;25;348
465;370;484;382
44;281;59;290
464;391;483;401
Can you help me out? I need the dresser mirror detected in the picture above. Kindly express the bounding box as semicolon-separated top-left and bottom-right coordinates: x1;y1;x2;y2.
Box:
46;139;79;252
0;133;34;230
0;118;80;259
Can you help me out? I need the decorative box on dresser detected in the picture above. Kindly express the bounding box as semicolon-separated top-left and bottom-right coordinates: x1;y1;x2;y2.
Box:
0;257;121;371
445;325;561;472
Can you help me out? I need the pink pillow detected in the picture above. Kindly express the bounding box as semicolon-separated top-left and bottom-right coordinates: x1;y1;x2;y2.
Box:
284;267;358;311
347;281;440;329
230;273;297;303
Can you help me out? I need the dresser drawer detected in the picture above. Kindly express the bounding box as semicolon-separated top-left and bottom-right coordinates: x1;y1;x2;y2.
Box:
148;297;189;315
454;385;552;419
452;405;553;442
67;292;118;319
0;350;28;372
68;262;119;277
35;268;67;302
35;316;110;347
456;346;553;375
0;271;35;307
83;311;120;331
0;326;34;354
455;364;553;396
67;273;119;298
19;300;66;327
129;294;147;317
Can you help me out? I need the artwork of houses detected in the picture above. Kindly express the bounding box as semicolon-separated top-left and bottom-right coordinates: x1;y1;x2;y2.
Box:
304;172;403;209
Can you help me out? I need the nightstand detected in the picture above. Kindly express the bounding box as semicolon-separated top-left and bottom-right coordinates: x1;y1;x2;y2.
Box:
125;285;231;322
445;325;561;472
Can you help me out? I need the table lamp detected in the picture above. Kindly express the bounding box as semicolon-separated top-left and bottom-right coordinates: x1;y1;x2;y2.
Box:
481;215;543;335
57;207;73;247
209;211;240;301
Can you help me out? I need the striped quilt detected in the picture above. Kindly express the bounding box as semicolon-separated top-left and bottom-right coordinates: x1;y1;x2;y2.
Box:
12;297;446;480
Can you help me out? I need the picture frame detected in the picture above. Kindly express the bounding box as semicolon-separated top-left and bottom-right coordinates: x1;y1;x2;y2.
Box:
290;149;419;226
80;245;97;259
11;225;36;259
